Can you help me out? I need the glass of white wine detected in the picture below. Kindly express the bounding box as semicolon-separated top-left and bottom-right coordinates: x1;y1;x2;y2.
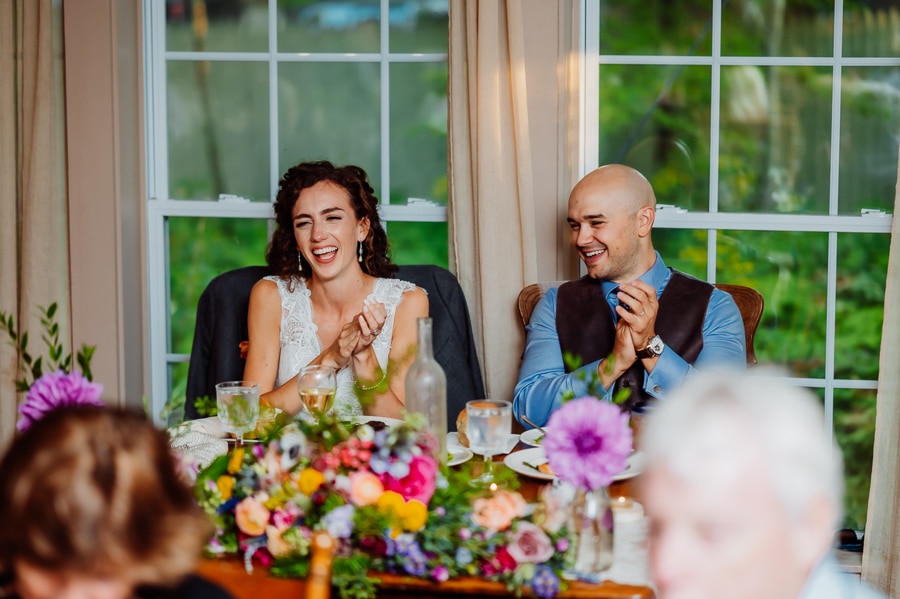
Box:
466;399;512;486
297;365;337;420
215;380;260;449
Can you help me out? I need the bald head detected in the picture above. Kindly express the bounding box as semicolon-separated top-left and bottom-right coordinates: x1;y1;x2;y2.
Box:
570;164;656;213
567;164;657;282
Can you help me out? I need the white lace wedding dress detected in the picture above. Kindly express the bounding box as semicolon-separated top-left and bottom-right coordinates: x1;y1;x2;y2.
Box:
267;276;416;419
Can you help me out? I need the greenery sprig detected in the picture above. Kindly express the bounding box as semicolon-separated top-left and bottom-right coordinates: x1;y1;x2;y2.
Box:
560;351;631;406
0;303;96;391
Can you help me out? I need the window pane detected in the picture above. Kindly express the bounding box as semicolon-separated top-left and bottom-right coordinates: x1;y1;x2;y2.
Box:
843;3;897;57
721;0;834;57
277;62;381;185
390;62;448;206
715;231;828;377
277;0;381;53
598;65;711;212
165;362;191;426
652;228;708;277
835;233;888;379
598;0;712;56
389;0;448;53
839;66;900;215
719;65;833;214
166;0;268;52
167;61;270;201
387;222;448;268
168;217;270;355
834;387;876;530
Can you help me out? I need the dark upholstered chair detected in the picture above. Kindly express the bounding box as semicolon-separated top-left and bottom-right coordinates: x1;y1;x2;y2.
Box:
185;266;271;420
516;280;764;365
185;265;485;428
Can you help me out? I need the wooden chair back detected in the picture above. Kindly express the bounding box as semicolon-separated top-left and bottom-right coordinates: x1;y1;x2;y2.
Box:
516;281;764;365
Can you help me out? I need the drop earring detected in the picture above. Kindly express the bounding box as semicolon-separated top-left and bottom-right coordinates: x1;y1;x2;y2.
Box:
298;251;304;273
358;242;363;263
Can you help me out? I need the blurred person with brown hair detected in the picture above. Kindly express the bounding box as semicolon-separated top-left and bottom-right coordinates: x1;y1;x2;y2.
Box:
0;406;232;599
641;369;885;599
244;160;428;419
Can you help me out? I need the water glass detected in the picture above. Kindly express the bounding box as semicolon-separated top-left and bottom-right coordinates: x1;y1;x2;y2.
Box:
297;365;337;419
466;399;512;486
215;380;260;448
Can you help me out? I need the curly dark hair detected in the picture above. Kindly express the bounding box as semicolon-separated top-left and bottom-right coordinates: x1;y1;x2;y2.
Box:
267;161;397;282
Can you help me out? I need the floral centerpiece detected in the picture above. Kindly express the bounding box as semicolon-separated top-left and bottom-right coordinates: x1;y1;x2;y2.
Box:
193;413;571;599
542;393;633;580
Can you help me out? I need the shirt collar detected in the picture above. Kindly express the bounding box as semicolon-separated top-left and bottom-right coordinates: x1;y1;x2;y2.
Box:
601;251;669;299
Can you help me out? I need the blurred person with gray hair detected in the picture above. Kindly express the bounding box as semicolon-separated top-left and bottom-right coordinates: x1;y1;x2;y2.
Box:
640;369;885;599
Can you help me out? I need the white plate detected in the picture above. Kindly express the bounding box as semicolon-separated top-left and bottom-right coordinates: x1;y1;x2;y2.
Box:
519;427;547;448
447;432;520;455
503;447;645;482
448;447;474;467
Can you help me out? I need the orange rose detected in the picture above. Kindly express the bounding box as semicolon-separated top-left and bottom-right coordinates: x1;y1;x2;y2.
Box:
234;496;270;537
471;489;527;531
349;471;384;506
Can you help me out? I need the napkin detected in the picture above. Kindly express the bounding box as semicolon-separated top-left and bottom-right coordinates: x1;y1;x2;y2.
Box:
168;418;229;470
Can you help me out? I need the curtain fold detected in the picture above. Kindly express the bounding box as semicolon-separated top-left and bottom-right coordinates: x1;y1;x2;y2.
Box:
0;0;69;444
448;1;538;401
862;144;900;595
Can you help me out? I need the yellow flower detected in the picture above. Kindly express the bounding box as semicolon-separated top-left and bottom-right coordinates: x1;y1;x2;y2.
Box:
216;475;235;500
298;467;325;496
376;490;405;516
397;499;428;531
227;447;244;474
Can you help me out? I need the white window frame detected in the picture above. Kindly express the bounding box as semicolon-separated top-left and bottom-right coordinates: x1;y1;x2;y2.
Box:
580;0;895;437
143;0;448;422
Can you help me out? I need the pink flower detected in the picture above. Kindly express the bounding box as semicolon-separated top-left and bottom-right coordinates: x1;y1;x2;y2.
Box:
17;370;104;431
544;397;632;490
507;521;554;563
471;489;527;532
381;454;437;504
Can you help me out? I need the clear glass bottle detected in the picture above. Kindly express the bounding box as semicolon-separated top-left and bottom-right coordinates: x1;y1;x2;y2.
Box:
405;317;448;463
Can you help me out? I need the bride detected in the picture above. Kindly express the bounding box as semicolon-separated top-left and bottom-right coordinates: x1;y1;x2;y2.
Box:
244;161;428;420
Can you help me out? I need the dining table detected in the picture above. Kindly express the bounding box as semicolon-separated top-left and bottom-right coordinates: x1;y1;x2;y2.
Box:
194;426;656;599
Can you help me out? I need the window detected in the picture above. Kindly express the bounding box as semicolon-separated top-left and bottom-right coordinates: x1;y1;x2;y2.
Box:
584;0;899;529
144;0;449;423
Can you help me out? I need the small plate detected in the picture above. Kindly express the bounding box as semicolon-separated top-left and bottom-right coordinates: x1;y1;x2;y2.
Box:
504;447;645;482
447;432;520;454
519;428;546;447
448;447;474;467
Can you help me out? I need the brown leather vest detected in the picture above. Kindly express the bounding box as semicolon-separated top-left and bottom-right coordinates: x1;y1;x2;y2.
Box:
555;271;713;412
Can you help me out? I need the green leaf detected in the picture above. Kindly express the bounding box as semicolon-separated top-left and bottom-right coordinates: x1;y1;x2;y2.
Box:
45;302;57;319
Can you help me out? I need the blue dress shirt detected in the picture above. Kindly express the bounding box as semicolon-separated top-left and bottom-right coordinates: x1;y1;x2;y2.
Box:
513;253;747;427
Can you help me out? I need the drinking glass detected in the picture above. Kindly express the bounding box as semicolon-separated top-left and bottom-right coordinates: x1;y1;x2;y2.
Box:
215;381;260;449
297;365;337;420
466;399;512;486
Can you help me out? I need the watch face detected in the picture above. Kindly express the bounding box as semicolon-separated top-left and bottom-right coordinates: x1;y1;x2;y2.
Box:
649;335;664;354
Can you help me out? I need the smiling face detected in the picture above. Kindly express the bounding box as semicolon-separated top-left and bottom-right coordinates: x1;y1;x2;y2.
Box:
566;165;656;283
292;180;369;280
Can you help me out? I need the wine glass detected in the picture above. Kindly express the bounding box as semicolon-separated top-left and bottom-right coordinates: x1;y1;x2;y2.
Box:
215;381;260;449
297;365;337;420
466;399;512;486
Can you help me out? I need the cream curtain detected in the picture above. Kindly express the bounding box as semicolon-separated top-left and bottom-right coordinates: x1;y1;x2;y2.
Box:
448;1;538;400
0;0;69;443
862;146;900;596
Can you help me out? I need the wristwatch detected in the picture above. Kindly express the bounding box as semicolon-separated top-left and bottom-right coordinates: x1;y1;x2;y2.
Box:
636;334;664;359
